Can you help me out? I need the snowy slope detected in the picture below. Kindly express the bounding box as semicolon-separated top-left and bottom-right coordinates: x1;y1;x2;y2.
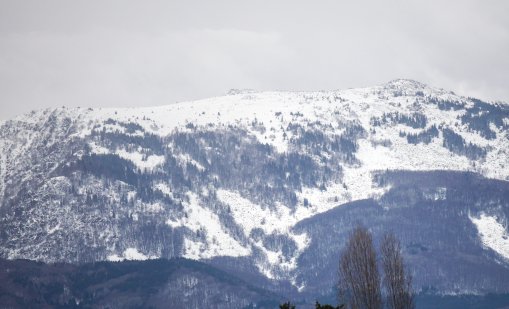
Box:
67;80;508;182
0;79;508;289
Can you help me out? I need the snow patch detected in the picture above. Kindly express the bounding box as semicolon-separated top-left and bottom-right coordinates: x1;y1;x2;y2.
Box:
423;187;447;201
88;142;165;170
155;183;173;198
217;189;312;279
46;224;61;235
107;248;158;261
115;149;165;171
166;192;250;259
470;213;509;259
176;153;205;171
142;202;164;213
88;142;110;155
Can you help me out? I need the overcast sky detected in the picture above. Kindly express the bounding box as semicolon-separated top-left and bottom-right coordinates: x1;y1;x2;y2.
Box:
0;0;508;120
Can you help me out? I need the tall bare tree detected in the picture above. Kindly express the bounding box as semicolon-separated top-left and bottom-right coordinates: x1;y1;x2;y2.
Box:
338;226;382;309
381;233;414;309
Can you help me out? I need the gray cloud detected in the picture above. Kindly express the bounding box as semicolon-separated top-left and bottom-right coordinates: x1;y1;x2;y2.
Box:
0;0;508;119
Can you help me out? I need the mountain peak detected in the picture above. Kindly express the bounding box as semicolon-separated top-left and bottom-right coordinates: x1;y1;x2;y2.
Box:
383;79;431;91
227;88;257;95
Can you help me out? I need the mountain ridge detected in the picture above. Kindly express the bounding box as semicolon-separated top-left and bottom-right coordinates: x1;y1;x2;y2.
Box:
0;257;281;308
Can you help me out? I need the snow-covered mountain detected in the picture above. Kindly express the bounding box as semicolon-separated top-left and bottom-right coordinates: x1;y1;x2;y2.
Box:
1;79;508;297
